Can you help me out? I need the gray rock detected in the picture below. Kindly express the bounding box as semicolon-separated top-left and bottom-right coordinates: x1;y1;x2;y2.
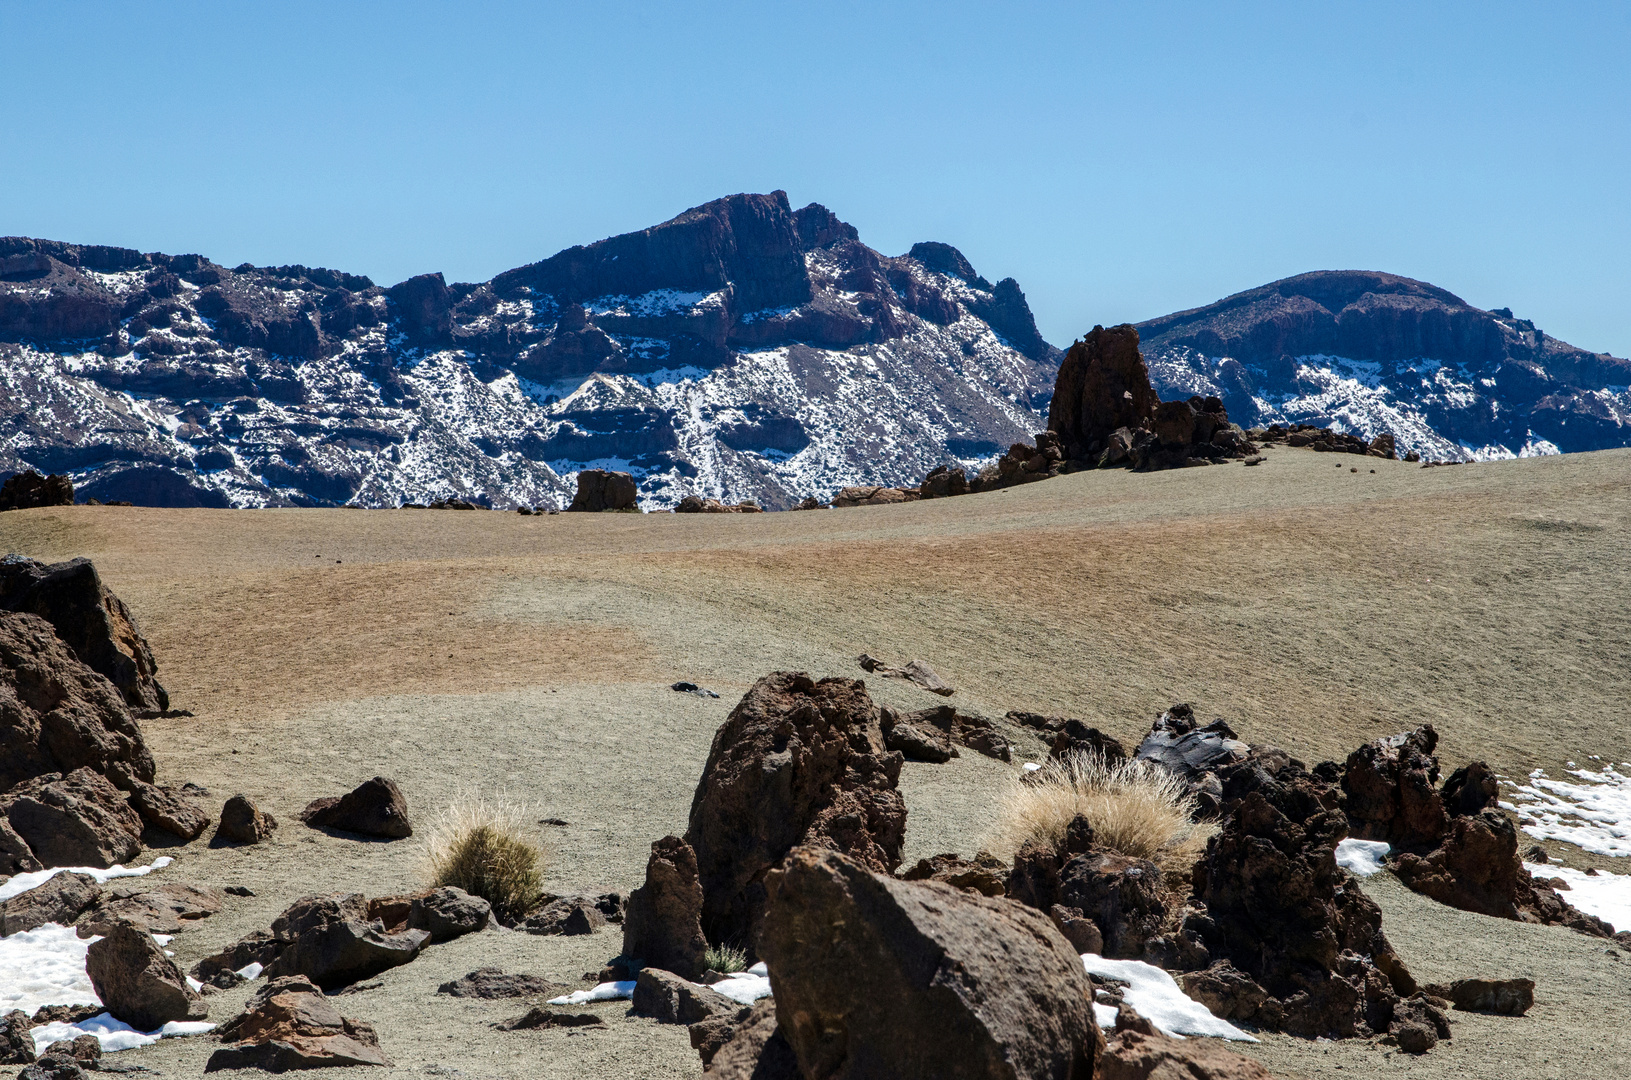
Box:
630;968;740;1025
76;882;223;937
437;968;567;999
408;887;491;942
85;920;208;1031
261;893;428;989
1;871;102;937
206;974;390;1070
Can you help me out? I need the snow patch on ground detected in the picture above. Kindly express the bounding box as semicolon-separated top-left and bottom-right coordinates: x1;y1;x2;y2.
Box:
1080;954;1257;1042
30;1013;214;1056
1502;763;1631;857
1335;839;1391;876
1526;863;1631;933
0;857;173;903
0;923;99;1015
549;980;637;1006
711;963;772;1005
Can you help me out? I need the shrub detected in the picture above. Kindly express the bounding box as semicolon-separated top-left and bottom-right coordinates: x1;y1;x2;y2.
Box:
990;752;1211;874
424;797;545;921
705;942;748;975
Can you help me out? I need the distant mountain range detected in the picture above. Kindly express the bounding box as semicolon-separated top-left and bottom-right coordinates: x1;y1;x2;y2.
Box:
2;197;1627;509
1136;271;1630;461
0;192;1055;510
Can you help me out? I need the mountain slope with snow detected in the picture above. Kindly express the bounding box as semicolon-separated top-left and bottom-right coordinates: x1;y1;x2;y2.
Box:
1134;271;1631;461
0;193;1057;510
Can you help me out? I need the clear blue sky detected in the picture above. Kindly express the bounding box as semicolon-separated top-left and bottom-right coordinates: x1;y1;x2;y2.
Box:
3;2;1627;356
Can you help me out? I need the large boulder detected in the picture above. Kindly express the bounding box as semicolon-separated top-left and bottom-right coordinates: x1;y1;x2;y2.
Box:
206;974;389;1071
77;882;224;937
299;776;412;838
758;847;1104;1080
214;794;277;844
1133;705;1248;817
567;469;638;512
684;673;906;951
0;556;168;714
0;610;155;795
622;835;710;980
84;920;208;1031
261;893;429;989
0;1009;33;1065
0;871;102;937
2;768;143;869
129;780;210;840
632;968;741;1025
0;472;73;511
1047;324;1158;462
1099;1024;1273;1080
1342;726;1448;850
1190;789;1417;1038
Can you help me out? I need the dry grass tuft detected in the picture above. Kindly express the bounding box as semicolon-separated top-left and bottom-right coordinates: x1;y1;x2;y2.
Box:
705;943;748;975
424;797;546;921
990;752;1213;875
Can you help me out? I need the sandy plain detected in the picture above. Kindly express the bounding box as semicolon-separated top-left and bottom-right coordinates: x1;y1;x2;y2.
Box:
2;443;1629;1079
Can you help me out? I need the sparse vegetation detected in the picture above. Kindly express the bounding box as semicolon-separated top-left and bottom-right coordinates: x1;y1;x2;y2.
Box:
424;797;545;921
706;942;748;975
990;752;1212;875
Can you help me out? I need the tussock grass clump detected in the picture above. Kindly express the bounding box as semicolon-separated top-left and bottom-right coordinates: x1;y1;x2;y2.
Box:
705;943;749;975
991;752;1212;874
424;797;545;921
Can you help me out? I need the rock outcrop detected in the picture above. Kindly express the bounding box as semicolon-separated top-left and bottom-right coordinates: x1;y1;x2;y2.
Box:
631;968;742;1025
1133;705;1249;818
0;871;102;936
299;777;412;838
568;469;639;512
436;968;566;999
76;881;223;937
85;920;209;1031
2;768;143;869
0;555;168;714
129;780;210;840
1049;324;1159;463
879;704;1011;762
206;975;389;1071
255;893;429;989
757;847;1104;1079
622;835;710;980
684;673;907;952
0;472;73;511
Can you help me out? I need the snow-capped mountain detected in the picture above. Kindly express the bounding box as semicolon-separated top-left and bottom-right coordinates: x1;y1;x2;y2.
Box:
0;192;1057;510
1134;271;1631;462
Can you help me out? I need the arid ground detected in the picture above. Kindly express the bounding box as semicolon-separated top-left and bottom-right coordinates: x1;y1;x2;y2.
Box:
3;444;1629;1079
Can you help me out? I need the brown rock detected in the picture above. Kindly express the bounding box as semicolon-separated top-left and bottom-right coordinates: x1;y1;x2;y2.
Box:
76;882;222;937
261;893;429;989
701;998;797;1078
1099;1026;1274;1079
0;609;155;795
1057;849;1169;960
885;704;1011;761
407;886;490;942
0;817;42;877
917;465;968;500
129;780;210;840
437;968;567;999
1342;726;1448;850
1048;324;1159;462
3;768;143;869
1442;977;1535;1015
37;1035;99;1065
1151;399;1197;448
1048;903;1104;955
830;486;918;508
632;968;741;1024
523;895;607;936
622;835;709;979
760;847;1104;1079
1178;961;1270;1022
1;871;102;937
206;974;389;1070
214;794;277;844
85;920;208;1031
1;1008;35;1065
0;556;167;714
495;1007;606;1030
567;469;638;512
684;673;906;950
299;776;412;838
1049;719;1128;765
898;852;1008;897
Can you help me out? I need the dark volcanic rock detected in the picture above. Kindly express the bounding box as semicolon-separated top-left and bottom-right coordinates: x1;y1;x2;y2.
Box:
437;967;567;999
567;468;639;512
621;835;709;980
522;895;606;936
1049;324;1158;462
0;471;73;511
684;672;907;951
1342;726;1448;850
495;1007;605;1031
897;851;1008;897
215;793;277;844
299;776;412;838
85;920;209;1031
407;886;490;942
631;968;740;1024
129;780;210;840
759;846;1104;1079
76;881;223;937
0;555;169;715
261;893;429;989
699;998;797;1079
207;974;389;1070
1134;704;1248;816
2;768;143;869
1437;977;1535;1016
0;1009;34;1065
1049;719;1128;764
1100;1026;1274;1079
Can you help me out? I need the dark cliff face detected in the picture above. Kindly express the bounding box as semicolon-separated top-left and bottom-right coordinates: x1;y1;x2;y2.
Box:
0;193;1059;510
1137;270;1631;458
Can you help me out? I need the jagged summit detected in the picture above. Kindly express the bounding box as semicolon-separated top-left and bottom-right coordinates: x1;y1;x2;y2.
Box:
1136;270;1631;460
0;192;1059;509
